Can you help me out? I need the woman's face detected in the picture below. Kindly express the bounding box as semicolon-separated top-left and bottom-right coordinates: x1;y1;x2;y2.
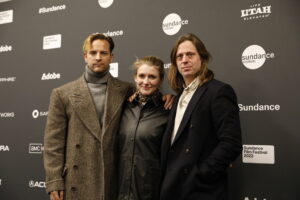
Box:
135;64;162;96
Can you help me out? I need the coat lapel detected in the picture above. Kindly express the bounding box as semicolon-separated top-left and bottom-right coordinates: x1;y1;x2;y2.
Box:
102;74;127;135
69;75;102;141
161;95;180;164
171;83;208;146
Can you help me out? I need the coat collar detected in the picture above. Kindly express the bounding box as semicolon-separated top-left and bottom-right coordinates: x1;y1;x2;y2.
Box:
171;81;209;146
68;74;127;141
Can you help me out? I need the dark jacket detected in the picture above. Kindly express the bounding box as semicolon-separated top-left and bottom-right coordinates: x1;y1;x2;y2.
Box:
160;79;242;200
118;92;169;200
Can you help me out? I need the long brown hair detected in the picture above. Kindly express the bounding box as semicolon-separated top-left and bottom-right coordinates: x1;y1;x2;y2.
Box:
168;33;214;94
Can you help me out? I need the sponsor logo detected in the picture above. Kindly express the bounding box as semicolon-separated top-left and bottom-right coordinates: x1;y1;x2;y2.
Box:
0;0;12;3
0;45;12;53
239;103;280;112
0;112;14;118
164;63;171;69
241;4;271;21
241;45;274;70
244;197;267;200
103;30;124;37
243;145;275;164
32;109;48;119
109;62;118;77
162;13;188;35
0;77;16;82
43;34;62;50
98;0;114;8
41;72;61;80
0;10;13;25
0;145;10;151
29;180;46;188
29;143;44;154
39;4;66;14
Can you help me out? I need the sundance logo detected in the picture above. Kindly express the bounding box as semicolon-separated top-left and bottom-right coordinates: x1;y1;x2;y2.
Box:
39;4;66;14
0;145;10;151
29;143;44;154
0;45;12;53
164;63;171;69
241;45;274;70
41;72;61;80
32;109;48;119
162;13;188;35
29;180;46;188
239;103;280;112
98;0;114;8
103;30;124;37
241;4;271;21
0;112;14;118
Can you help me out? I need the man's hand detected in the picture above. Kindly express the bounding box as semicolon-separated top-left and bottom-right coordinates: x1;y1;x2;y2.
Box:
162;94;175;110
128;92;137;102
50;190;64;200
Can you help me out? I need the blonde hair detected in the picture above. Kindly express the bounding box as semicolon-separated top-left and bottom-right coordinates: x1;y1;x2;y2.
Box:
82;33;114;54
133;56;165;81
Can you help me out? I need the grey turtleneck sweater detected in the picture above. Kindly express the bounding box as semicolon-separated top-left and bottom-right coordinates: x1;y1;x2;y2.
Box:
84;66;109;127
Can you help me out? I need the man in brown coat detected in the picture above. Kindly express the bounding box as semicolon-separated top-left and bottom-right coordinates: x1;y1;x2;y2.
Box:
43;33;133;200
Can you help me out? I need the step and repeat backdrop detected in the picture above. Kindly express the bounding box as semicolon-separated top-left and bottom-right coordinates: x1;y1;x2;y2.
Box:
1;0;299;199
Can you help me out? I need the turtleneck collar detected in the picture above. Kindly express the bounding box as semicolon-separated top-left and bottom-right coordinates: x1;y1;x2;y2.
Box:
84;65;109;84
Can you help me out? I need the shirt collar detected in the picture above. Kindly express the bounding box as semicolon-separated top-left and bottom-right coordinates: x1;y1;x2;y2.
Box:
183;77;200;93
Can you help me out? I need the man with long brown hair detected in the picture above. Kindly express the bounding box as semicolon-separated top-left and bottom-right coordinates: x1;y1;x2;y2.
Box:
160;33;242;200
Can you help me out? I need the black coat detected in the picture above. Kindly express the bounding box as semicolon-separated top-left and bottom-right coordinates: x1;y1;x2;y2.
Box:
118;93;169;200
160;79;242;200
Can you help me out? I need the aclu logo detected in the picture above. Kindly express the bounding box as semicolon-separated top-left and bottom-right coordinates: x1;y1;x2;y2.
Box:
98;0;114;8
162;13;188;36
32;109;48;119
0;112;14;118
41;72;61;80
29;143;44;154
0;45;12;53
0;145;10;152
241;4;271;21
29;180;46;188
241;45;274;70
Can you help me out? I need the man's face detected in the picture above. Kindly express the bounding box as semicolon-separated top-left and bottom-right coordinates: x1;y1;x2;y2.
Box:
175;40;202;84
84;39;113;73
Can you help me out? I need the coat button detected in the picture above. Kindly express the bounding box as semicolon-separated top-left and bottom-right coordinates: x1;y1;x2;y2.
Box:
71;187;76;191
73;165;78;169
185;148;190;153
75;144;80;149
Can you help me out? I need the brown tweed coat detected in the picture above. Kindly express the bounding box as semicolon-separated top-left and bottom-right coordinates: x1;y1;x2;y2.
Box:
43;74;133;200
